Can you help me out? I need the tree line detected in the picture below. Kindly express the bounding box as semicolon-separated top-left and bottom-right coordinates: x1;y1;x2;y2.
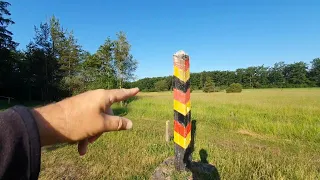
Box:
131;60;320;92
1;1;320;101
0;1;137;102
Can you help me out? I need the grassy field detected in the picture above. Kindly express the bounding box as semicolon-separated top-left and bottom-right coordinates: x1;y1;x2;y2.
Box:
3;88;320;179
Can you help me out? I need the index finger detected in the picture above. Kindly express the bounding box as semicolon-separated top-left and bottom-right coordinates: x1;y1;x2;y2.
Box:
106;88;139;104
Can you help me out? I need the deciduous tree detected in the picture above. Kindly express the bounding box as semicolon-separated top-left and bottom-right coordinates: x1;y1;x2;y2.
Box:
113;31;137;105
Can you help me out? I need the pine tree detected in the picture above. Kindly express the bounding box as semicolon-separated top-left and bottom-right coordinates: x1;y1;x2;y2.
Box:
0;1;17;50
199;72;204;89
203;76;215;93
0;1;18;98
49;16;82;94
96;37;115;89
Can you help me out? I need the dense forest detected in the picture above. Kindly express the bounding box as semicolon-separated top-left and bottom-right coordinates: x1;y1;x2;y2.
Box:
0;1;137;102
131;59;320;92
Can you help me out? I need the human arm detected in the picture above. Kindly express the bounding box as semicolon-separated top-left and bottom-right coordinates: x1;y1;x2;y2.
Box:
0;88;139;179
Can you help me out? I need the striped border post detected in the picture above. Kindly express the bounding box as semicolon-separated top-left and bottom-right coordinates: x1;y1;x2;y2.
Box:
173;50;191;171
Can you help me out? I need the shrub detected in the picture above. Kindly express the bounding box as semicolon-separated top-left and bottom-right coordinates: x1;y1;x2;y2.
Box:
190;86;194;93
226;83;243;93
203;77;215;93
214;86;220;92
154;79;168;91
219;85;228;91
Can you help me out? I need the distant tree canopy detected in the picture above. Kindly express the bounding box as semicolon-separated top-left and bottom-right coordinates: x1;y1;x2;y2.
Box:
130;60;320;92
203;76;215;93
309;58;320;86
0;1;137;102
154;79;168;92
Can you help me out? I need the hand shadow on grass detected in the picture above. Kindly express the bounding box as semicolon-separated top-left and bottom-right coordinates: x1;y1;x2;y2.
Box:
112;107;128;116
112;96;140;116
186;120;221;180
124;96;139;105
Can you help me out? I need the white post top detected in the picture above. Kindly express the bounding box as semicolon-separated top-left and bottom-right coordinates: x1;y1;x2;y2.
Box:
173;50;189;61
174;50;188;56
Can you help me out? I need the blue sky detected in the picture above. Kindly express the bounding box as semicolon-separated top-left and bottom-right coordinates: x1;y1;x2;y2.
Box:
9;0;320;79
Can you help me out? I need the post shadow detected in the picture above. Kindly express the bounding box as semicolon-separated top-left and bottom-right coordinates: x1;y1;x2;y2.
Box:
185;120;221;180
184;119;197;167
188;148;220;180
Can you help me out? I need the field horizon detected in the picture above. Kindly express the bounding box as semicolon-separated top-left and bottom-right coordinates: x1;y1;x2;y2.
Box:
1;88;319;179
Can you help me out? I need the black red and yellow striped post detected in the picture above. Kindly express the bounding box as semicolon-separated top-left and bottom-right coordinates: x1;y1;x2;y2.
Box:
173;50;191;171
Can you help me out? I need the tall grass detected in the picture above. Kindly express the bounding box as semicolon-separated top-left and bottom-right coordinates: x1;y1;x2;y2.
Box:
38;88;320;179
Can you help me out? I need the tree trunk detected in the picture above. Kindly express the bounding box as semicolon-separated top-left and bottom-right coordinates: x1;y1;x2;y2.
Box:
107;73;110;89
45;56;48;101
68;57;71;94
41;88;44;101
68;54;71;77
28;85;32;101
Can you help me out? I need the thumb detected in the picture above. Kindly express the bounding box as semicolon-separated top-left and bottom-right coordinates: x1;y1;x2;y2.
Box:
103;114;133;132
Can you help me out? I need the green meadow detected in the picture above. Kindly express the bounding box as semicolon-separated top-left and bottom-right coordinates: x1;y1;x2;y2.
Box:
6;88;320;179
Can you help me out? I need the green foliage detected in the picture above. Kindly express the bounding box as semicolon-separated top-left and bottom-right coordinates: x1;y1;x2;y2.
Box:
0;11;137;101
219;85;228;91
60;76;84;95
154;79;168;91
0;1;19;98
22;22;61;100
0;1;18;50
81;37;116;91
199;71;205;89
309;58;320;86
203;76;215;93
226;83;243;93
190;85;195;92
131;76;172;92
49;16;83;93
132;60;320;92
113;31;138;89
268;62;286;87
283;62;308;86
